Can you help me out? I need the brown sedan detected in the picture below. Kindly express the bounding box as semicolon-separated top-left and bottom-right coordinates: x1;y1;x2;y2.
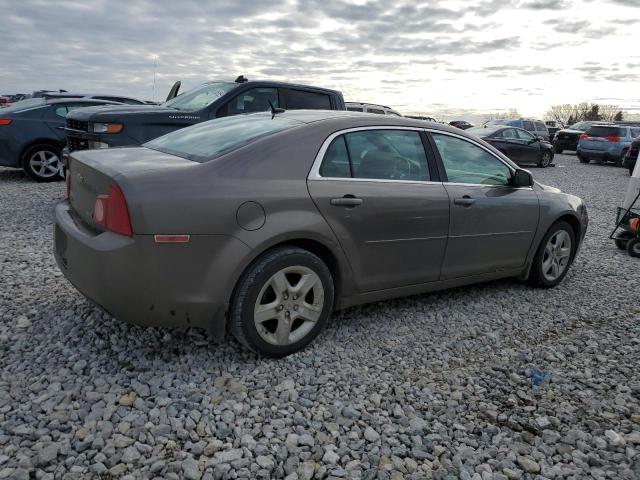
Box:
55;111;588;357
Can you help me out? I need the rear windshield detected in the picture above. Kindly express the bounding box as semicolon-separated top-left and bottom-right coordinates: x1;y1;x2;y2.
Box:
144;113;303;163
585;126;626;138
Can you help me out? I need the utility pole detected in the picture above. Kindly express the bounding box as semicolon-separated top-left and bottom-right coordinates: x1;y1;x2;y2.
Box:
152;56;158;102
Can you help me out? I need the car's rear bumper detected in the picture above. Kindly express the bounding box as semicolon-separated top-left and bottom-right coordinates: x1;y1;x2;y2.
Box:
54;201;250;336
577;147;623;161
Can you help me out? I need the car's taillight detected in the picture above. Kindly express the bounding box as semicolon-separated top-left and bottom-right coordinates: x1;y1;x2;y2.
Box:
0;119;12;126
92;183;132;236
606;136;621;142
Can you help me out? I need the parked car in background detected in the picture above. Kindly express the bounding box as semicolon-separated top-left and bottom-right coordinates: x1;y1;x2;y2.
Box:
467;125;554;167
486;118;550;141
622;137;640;175
577;124;640;166
346;102;400;116
552;121;598;153
41;92;146;105
56;110;587;356
449;120;474;130
545;121;560;142
406;115;438;122
65;77;346;152
0;97;120;181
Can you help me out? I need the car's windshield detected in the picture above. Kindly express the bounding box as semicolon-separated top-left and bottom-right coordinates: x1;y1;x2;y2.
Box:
162;82;237;111
1;98;45;113
144;113;303;163
467;126;503;137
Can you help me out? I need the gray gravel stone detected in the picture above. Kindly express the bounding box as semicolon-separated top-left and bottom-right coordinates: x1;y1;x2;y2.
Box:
1;156;639;478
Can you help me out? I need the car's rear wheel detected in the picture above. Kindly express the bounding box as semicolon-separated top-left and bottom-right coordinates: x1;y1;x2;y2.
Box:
21;144;63;182
228;246;334;357
538;150;553;168
627;238;640;258
615;231;634;250
529;221;576;288
578;155;590;164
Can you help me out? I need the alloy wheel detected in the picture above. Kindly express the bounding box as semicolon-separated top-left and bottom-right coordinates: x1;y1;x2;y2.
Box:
540;151;552;168
29;150;61;179
542;230;572;282
254;266;325;346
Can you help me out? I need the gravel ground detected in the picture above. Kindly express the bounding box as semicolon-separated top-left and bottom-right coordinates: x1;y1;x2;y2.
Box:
0;154;639;480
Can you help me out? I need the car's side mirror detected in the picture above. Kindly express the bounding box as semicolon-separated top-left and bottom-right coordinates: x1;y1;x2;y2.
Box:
513;169;534;187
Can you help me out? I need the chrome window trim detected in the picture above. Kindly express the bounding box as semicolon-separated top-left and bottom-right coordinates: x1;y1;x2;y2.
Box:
308;125;533;190
308;126;437;184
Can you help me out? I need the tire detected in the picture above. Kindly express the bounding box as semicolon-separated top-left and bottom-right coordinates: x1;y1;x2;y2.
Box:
616;150;628;168
578;155;590;164
529;221;576;288
538;150;553;168
21;143;63;182
615;231;634;250
627;238;640;258
554;145;563;154
228;246;334;357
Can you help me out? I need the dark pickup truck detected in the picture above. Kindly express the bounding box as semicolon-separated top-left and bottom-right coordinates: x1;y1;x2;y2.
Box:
65;77;346;152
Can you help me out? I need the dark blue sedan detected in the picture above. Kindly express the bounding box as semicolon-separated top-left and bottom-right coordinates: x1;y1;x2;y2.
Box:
0;97;119;181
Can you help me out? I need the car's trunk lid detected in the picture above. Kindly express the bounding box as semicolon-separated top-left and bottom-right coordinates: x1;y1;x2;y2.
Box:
68;147;195;231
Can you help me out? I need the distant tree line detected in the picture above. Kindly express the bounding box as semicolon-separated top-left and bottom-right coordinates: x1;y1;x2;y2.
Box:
545;103;624;127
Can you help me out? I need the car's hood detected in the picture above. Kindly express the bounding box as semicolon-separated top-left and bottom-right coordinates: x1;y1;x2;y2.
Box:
65;104;204;123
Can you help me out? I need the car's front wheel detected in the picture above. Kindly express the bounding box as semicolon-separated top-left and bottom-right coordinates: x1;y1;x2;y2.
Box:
538;150;553;168
578;155;590;164
228;246;334;357
529;221;576;288
21;144;63;182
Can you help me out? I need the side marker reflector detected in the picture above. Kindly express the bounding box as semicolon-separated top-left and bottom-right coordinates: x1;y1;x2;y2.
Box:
154;234;190;243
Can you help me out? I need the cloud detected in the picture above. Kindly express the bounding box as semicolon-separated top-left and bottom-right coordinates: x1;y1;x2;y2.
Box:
0;0;639;118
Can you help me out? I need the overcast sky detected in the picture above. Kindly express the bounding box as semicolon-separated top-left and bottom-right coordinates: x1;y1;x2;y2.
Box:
1;0;639;119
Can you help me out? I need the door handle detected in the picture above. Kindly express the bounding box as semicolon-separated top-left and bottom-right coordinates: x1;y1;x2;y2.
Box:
330;195;363;207
454;196;476;207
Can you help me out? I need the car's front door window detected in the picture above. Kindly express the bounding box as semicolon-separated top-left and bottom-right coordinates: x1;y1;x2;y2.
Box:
516;129;535;142
319;129;430;181
431;133;511;186
223;88;279;116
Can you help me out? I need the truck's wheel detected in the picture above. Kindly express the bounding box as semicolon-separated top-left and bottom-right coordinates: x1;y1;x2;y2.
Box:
21;144;63;182
228;246;334;357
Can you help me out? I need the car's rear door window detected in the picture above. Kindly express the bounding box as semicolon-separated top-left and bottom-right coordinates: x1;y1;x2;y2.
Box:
284;89;331;109
431;133;511;186
319;130;430;181
523;121;535;131
500;128;518;139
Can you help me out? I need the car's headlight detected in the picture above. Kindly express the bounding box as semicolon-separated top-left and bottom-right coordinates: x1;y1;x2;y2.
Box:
91;122;123;133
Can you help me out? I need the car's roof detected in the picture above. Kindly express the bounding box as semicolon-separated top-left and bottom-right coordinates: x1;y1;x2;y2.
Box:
43;92;140;101
45;97;122;105
346;102;392;109
204;80;342;95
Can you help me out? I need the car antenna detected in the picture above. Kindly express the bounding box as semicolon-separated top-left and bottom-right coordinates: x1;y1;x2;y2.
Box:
268;100;285;119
